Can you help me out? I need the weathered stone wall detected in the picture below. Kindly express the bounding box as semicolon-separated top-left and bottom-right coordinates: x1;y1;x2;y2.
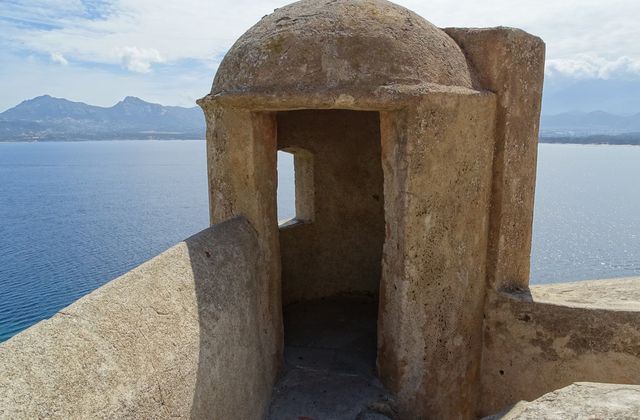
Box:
377;91;497;419
480;278;640;416
0;218;275;420
278;110;385;304
445;27;545;291
203;104;283;387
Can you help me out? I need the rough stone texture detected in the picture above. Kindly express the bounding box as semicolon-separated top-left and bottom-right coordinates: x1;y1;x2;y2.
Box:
0;217;274;420
445;28;546;291
203;104;283;393
480;278;640;416
213;0;473;97
378;92;497;419
487;382;640;419
278;110;385;303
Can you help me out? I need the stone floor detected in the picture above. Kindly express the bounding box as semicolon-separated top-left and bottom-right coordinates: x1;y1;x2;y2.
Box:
268;295;394;420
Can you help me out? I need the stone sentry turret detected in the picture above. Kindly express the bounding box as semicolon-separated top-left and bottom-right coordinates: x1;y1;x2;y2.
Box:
197;0;544;418
2;1;640;419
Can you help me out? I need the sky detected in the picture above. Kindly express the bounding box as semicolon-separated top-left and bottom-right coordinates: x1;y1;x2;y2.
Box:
1;0;640;113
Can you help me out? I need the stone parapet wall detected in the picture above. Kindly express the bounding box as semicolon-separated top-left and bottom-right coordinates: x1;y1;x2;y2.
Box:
0;217;276;420
487;382;640;419
480;277;640;416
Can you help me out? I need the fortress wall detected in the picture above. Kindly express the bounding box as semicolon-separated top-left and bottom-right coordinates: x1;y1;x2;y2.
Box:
0;217;274;420
480;278;640;416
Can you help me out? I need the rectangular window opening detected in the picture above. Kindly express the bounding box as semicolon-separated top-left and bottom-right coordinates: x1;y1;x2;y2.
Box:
277;148;314;228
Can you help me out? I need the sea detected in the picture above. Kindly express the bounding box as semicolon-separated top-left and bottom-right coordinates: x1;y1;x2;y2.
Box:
0;141;639;342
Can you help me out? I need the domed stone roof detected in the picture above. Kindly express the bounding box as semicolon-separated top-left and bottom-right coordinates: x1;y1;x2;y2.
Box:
212;0;474;96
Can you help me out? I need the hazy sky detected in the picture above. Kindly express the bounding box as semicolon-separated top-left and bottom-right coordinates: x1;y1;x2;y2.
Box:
1;0;640;111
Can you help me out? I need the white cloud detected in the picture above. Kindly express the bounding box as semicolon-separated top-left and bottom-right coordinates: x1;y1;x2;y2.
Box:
49;51;68;65
117;46;163;73
0;51;209;111
547;55;640;79
0;0;282;69
3;0;639;74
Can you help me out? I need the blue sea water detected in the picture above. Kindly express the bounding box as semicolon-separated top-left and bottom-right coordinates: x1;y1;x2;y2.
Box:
531;144;640;283
0;141;209;342
0;141;639;342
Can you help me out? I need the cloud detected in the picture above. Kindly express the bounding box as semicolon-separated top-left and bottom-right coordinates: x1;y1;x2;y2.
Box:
0;0;281;69
49;51;68;65
117;46;163;73
547;55;640;79
0;51;211;111
1;0;640;109
3;0;640;75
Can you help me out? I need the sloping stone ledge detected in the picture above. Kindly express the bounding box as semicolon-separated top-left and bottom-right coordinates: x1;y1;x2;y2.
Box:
530;277;640;311
487;382;640;419
480;277;640;416
0;217;276;420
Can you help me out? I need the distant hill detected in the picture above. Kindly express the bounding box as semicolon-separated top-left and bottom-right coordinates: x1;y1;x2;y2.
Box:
541;132;640;146
2;95;640;145
0;95;205;141
540;111;640;138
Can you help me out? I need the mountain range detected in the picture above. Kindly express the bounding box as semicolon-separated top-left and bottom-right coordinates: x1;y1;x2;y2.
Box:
540;111;640;137
0;95;204;141
1;95;640;144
